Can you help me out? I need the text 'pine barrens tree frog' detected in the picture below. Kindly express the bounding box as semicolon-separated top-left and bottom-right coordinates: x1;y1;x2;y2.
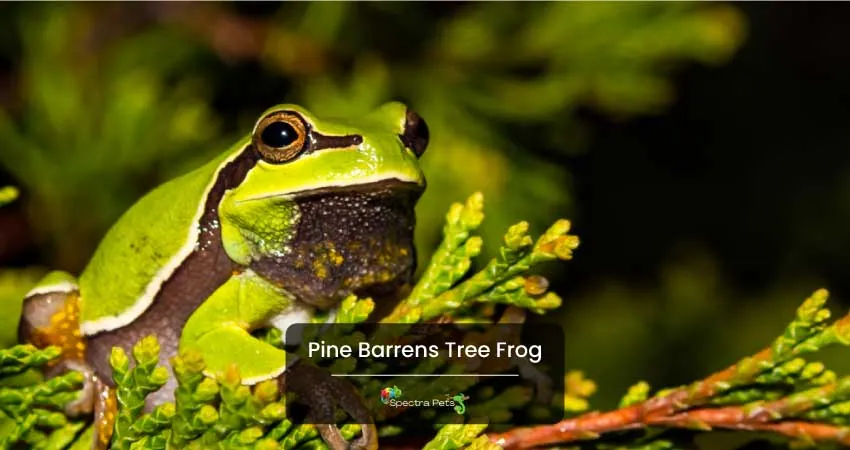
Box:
18;102;430;450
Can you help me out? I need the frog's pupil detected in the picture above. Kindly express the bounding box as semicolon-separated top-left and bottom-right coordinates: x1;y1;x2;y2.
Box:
261;121;298;148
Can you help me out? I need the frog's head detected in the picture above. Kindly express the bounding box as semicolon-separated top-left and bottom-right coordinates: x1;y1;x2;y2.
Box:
219;102;429;309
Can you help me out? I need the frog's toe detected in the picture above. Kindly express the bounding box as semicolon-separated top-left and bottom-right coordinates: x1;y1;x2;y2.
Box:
317;423;377;450
316;424;347;450
44;359;96;417
350;423;378;450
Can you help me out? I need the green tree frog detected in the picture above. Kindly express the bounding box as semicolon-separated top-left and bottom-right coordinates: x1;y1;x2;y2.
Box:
17;102;429;449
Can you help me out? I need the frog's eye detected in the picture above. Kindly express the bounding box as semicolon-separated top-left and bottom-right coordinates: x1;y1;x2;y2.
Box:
253;112;308;163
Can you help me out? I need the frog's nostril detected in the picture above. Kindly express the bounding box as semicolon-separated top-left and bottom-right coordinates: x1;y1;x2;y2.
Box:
401;109;429;157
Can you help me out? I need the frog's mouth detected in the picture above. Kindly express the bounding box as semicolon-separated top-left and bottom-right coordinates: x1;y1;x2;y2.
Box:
287;177;425;199
238;177;424;203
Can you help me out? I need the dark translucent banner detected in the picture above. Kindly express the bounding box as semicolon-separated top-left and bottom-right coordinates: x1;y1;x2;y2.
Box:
282;322;565;426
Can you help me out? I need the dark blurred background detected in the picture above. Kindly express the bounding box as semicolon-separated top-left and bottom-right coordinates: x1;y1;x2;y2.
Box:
1;2;849;411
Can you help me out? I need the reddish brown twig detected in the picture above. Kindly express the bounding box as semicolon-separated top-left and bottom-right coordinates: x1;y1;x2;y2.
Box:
488;349;846;448
489;397;850;449
490;304;850;448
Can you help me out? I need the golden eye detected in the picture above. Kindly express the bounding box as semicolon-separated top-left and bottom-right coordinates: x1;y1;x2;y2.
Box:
253;112;308;163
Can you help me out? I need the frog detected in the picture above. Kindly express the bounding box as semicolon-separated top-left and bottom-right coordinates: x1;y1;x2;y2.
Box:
17;101;430;450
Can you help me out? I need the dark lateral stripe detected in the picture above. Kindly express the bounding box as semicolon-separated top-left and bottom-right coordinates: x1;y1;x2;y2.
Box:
85;144;259;406
212;144;262;196
309;132;363;152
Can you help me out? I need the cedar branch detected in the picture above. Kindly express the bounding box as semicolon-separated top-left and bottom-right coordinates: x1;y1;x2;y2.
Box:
490;312;850;449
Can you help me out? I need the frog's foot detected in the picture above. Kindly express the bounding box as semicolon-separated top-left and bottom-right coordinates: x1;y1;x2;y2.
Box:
284;361;378;450
514;356;553;404
44;359;98;417
42;358;116;450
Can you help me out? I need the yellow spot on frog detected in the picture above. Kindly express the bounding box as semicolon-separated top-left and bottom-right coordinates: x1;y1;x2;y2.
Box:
33;294;86;364
311;242;346;278
313;259;328;279
96;388;117;448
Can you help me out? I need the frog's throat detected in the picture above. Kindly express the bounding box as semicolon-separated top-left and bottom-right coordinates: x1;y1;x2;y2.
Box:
249;182;420;310
236;175;425;203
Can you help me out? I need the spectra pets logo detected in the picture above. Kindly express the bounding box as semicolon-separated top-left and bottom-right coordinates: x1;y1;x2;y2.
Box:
380;386;402;405
450;393;468;415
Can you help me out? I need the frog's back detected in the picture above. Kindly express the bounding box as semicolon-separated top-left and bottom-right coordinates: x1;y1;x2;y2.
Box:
78;150;236;336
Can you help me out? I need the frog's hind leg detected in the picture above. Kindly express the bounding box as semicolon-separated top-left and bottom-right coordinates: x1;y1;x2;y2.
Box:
18;271;98;417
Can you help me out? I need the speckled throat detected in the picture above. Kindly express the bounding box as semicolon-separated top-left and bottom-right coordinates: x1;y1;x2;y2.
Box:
250;180;423;310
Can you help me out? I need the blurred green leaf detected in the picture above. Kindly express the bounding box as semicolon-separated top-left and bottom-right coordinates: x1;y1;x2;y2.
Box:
0;269;43;348
0;5;222;270
284;2;746;267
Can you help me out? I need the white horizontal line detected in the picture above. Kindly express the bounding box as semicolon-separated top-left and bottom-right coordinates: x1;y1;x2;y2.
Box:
331;374;519;377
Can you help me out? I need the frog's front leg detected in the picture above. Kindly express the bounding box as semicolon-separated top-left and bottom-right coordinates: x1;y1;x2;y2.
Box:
182;269;377;450
284;360;378;450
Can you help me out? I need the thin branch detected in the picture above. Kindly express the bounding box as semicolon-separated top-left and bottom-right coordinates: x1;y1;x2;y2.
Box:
489;402;850;449
490;312;850;449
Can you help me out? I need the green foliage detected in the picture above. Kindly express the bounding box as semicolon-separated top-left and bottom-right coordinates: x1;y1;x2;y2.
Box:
0;268;43;348
0;5;220;269
668;289;850;413
0;4;762;448
109;337;293;449
0;187;43;348
0;345;85;449
387;192;577;323
288;2;746;268
110;336;172;448
0;3;744;272
421;424;491;450
0;187;17;208
563;371;597;413
487;289;850;449
108;338;367;450
619;381;650;409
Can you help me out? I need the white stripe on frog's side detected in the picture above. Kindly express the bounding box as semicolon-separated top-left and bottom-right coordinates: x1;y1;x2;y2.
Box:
79;145;250;337
25;281;79;299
